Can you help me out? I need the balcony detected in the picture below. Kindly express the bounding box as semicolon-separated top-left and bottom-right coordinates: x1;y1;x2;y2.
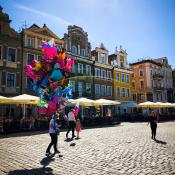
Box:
153;86;165;91
152;73;164;79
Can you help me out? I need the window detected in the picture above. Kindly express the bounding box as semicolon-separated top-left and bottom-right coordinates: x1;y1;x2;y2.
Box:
8;48;16;62
121;74;125;82
101;69;106;79
126;88;130;97
71;62;76;73
107;86;112;96
99;53;105;64
95;68;100;78
122;88;125;97
132;82;135;89
150;70;153;76
101;85;106;96
86;65;91;75
6;73;15;88
86;83;91;93
27;77;33;90
37;40;42;50
72;46;77;54
139;70;143;76
116;72;120;82
37;55;42;61
78;82;83;97
126;74;129;83
69;80;75;92
81;49;86;56
78;63;83;74
95;84;100;96
140;80;144;89
0;45;2;60
107;71;112;80
27;37;34;48
28;54;34;65
116;87;120;97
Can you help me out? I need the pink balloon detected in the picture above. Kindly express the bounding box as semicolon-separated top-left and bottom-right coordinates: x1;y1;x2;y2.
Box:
39;107;47;115
48;101;57;111
64;58;75;72
58;59;65;70
53;96;59;104
42;45;57;59
26;65;32;71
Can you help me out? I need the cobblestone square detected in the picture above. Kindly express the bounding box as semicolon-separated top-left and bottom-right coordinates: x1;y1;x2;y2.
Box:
0;122;175;175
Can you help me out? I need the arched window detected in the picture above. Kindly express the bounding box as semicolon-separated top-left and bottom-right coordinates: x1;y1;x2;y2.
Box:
72;46;77;54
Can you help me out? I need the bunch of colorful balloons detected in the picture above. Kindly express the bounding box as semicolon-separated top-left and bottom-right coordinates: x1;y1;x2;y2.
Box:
26;38;79;116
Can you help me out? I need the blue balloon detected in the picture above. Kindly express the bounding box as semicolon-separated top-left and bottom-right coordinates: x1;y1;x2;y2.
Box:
50;65;63;82
41;77;48;88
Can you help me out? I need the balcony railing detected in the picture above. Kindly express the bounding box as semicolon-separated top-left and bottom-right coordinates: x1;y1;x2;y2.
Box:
153;86;165;91
152;74;164;79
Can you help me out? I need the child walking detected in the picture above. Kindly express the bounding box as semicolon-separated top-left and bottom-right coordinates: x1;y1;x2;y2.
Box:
75;119;81;139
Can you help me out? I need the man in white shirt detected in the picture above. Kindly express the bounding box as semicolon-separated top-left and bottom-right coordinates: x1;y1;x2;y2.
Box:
66;110;76;139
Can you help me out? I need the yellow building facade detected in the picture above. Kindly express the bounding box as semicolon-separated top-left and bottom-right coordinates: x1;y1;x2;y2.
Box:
113;68;133;102
109;46;134;103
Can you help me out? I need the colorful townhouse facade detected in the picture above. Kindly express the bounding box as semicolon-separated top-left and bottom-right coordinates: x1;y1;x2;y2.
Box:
91;43;113;100
109;46;134;114
130;58;173;103
21;24;63;95
64;25;94;99
0;6;21;97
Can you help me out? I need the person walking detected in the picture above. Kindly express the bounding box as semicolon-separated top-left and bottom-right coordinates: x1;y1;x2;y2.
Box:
148;111;158;140
75;118;82;139
66;109;76;139
46;114;60;155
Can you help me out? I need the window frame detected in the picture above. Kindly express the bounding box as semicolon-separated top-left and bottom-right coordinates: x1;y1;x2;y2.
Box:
116;86;120;97
100;85;106;96
122;87;125;97
95;68;100;78
116;72;120;82
86;65;91;76
107;71;112;80
78;82;83;97
126;74;130;83
86;83;91;93
78;63;83;74
121;73;125;82
6;72;16;88
107;86;112;97
95;84;100;96
7;47;17;62
69;80;75;92
101;69;106;79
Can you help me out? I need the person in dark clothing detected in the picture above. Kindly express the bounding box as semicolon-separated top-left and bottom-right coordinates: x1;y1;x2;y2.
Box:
66;110;76;139
148;111;158;140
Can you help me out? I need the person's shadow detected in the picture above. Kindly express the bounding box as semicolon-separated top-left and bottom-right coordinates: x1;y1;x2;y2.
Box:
154;139;167;145
40;153;56;168
8;167;54;175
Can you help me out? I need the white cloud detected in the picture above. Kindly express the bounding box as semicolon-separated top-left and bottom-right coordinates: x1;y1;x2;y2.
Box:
15;4;72;27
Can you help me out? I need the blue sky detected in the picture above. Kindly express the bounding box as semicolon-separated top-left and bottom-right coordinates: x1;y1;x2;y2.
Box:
1;0;175;67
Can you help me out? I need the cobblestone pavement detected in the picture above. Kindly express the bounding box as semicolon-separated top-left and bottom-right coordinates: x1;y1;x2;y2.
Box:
0;122;175;175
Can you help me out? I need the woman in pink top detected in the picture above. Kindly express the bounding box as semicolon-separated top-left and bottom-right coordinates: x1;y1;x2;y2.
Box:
75;119;81;139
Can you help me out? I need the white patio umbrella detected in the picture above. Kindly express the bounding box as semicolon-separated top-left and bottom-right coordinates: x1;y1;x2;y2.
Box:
138;101;156;108
11;94;40;118
68;98;96;120
94;99;120;105
68;98;95;106
94;99;120;117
